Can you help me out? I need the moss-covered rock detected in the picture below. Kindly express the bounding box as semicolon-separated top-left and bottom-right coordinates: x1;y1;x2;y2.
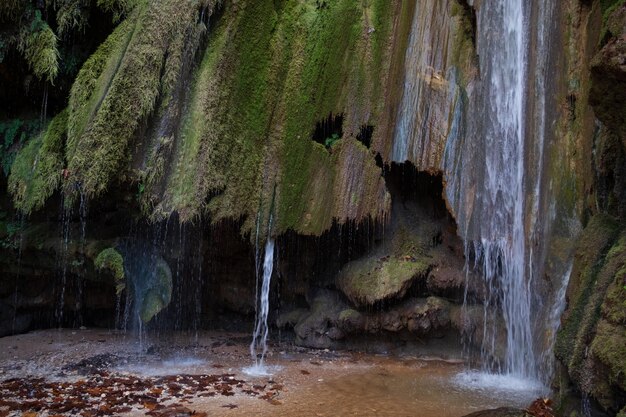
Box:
94;247;125;293
336;198;439;307
337;255;430;307
592;320;626;391
8;110;67;214
65;0;219;203
556;215;626;412
131;256;172;324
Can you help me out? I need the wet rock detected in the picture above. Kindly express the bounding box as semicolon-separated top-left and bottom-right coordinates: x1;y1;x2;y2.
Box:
293;290;349;349
556;216;626;413
276;308;308;329
282;290;457;349
63;353;120;375
337;255;431;307
0;313;32;337
461;408;531;417
590;30;626;141
337;308;364;332
336;199;441;307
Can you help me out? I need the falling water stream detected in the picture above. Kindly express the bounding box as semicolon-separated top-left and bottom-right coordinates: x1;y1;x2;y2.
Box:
245;236;276;376
417;0;564;390
475;0;532;378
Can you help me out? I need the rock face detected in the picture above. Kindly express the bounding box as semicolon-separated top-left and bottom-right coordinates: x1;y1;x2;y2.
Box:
553;3;626;415
279;288;457;350
590;5;626;142
556;215;626;414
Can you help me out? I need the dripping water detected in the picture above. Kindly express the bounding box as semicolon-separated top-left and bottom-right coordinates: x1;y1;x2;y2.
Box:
75;189;88;327
56;203;72;327
11;213;25;334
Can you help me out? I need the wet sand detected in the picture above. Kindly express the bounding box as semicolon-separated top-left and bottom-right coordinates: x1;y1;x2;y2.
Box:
0;329;543;416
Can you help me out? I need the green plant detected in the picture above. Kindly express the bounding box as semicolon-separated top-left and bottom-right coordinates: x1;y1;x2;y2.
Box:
94;247;125;293
0;220;24;250
324;133;340;149
0;118;40;176
8;110;67;214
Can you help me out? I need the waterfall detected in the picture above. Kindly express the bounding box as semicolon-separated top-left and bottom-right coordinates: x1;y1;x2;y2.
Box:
472;0;534;379
436;0;562;384
247;236;276;375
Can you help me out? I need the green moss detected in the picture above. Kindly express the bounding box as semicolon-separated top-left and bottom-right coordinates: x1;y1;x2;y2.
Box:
450;0;477;86
138;259;172;322
9;0;396;236
8;110;68;214
337;255;430;307
94;247;125;292
67;17;136;160
338;308;361;322
21;19;59;82
601;0;626;26
0;117;41;175
140;289;166;323
555;215;620;367
601;233;626;324
66;0;214;201
156;0;393;234
592;320;626;390
556;217;626;400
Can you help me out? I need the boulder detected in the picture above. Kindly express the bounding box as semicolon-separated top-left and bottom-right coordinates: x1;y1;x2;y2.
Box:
280;290;456;349
293;289;349;349
336;200;440;307
337;255;431;307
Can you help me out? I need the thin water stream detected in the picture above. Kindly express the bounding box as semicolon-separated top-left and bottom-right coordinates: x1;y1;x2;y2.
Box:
247;237;276;376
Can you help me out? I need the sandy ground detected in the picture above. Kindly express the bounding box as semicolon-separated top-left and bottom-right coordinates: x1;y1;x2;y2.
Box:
0;329;542;417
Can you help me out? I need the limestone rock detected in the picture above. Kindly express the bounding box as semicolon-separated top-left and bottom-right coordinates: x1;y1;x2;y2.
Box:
280;290;455;349
337;255;431;307
336;198;441;307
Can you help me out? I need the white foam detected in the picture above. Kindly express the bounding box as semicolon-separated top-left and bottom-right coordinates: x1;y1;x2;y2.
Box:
242;364;281;377
453;370;547;398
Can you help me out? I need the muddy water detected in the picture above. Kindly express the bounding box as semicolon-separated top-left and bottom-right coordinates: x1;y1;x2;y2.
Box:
0;330;542;417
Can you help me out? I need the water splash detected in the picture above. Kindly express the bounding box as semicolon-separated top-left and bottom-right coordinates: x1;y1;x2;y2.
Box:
453;370;545;399
247;235;276;375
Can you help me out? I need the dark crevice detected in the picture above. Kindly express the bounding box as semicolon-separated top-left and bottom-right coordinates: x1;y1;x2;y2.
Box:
455;0;477;48
568;93;577;121
312;113;343;149
356;125;374;148
374;152;384;169
383;162;449;220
